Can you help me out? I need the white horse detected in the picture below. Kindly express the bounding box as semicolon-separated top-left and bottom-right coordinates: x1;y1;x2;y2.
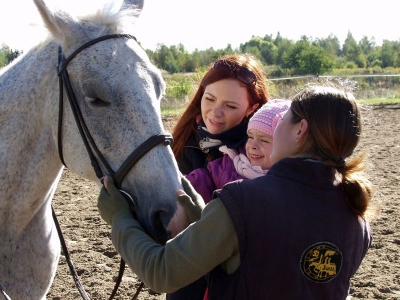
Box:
0;0;189;299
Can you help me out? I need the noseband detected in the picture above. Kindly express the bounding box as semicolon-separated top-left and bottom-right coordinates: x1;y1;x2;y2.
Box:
55;34;172;300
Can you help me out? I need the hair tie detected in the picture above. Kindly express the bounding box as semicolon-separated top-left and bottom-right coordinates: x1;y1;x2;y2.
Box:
337;157;346;167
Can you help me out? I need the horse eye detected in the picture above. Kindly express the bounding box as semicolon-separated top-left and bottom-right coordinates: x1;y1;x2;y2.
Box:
90;97;110;107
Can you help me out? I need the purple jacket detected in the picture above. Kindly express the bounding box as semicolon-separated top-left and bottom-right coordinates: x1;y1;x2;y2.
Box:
185;147;246;204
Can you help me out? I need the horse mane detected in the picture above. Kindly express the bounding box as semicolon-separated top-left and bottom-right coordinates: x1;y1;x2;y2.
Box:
77;3;141;36
32;1;141;51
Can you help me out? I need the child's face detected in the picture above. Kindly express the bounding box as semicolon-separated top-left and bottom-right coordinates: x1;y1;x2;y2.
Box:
245;129;274;170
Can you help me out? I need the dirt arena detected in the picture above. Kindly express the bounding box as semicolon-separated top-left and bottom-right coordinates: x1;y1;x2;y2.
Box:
47;105;400;300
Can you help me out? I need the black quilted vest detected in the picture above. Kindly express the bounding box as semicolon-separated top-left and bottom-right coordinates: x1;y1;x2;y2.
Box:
209;158;372;300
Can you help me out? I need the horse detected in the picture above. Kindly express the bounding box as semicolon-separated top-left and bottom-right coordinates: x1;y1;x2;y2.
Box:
0;0;190;298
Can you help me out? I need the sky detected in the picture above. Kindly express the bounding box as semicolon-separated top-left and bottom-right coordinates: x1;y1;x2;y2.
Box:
0;0;398;53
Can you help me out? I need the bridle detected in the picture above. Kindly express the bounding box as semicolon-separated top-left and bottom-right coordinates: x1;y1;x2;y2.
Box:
57;34;173;190
54;34;173;300
55;33;172;300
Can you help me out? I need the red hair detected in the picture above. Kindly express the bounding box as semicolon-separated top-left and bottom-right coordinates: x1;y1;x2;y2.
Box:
172;53;270;160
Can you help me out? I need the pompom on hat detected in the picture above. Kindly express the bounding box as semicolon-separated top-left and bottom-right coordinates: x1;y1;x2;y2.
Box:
247;99;291;136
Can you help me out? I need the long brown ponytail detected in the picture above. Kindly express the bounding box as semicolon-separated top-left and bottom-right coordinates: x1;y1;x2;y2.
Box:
289;84;374;218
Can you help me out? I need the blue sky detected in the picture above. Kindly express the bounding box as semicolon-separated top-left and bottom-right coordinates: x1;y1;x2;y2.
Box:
1;0;398;53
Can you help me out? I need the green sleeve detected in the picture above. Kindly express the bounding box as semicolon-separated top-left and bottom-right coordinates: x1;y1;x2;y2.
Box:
110;197;239;293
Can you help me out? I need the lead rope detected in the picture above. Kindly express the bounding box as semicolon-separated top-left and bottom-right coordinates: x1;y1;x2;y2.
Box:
52;206;90;300
53;205;145;300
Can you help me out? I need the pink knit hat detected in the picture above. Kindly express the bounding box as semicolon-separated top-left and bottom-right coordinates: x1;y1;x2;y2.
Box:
247;99;291;136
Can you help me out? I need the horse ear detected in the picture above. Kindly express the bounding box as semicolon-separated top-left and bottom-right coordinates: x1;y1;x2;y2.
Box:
33;0;86;49
120;0;144;16
122;0;144;11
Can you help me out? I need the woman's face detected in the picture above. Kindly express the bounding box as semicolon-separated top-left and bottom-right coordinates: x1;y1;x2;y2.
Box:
270;109;299;164
201;79;257;135
245;129;274;169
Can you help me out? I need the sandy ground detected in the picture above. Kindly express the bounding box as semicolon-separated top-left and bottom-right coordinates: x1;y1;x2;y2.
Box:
47;105;400;299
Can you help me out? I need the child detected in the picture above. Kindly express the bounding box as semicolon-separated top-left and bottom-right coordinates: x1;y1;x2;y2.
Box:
185;99;291;203
98;84;374;300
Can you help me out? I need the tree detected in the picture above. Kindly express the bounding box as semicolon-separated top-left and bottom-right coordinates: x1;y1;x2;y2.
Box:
259;41;277;65
240;37;277;65
0;51;6;68
165;51;180;73
313;34;341;57
0;44;22;68
241;44;263;62
169;44;187;73
283;37;334;75
282;36;310;70
298;46;334;75
274;37;293;66
366;47;382;67
359;36;376;56
273;32;283;47
342;32;366;68
263;33;274;43
381;40;400;68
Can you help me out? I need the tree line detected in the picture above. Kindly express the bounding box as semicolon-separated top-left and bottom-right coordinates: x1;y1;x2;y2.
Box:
144;31;400;76
2;31;400;76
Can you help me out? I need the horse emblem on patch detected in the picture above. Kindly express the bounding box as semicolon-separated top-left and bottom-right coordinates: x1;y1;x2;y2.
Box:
300;242;342;283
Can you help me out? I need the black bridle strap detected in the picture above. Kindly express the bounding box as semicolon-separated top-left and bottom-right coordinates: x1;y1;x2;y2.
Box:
57;35;134;168
57;34;136;75
59;67;173;182
113;133;173;188
58;61;112;178
57;34;136;178
58;71;67;167
57;34;173;185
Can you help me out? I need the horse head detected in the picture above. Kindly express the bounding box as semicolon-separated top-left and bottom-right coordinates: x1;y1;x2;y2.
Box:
34;0;189;244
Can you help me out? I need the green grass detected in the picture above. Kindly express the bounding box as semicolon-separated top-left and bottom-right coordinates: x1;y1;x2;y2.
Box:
357;97;400;105
161;106;186;117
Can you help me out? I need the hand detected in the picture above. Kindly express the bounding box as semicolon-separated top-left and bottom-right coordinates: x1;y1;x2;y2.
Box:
97;176;131;225
178;177;205;222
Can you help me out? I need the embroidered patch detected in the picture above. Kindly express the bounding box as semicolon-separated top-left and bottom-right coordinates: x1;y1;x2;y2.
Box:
300;242;342;283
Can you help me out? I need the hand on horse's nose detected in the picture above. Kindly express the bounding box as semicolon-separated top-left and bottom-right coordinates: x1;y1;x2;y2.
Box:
166;201;190;238
97;176;131;226
175;178;206;223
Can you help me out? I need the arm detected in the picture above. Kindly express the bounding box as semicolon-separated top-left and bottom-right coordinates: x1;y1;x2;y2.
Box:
111;198;238;293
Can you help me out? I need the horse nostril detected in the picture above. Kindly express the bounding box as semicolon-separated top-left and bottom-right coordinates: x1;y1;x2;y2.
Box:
157;209;170;226
151;210;168;245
